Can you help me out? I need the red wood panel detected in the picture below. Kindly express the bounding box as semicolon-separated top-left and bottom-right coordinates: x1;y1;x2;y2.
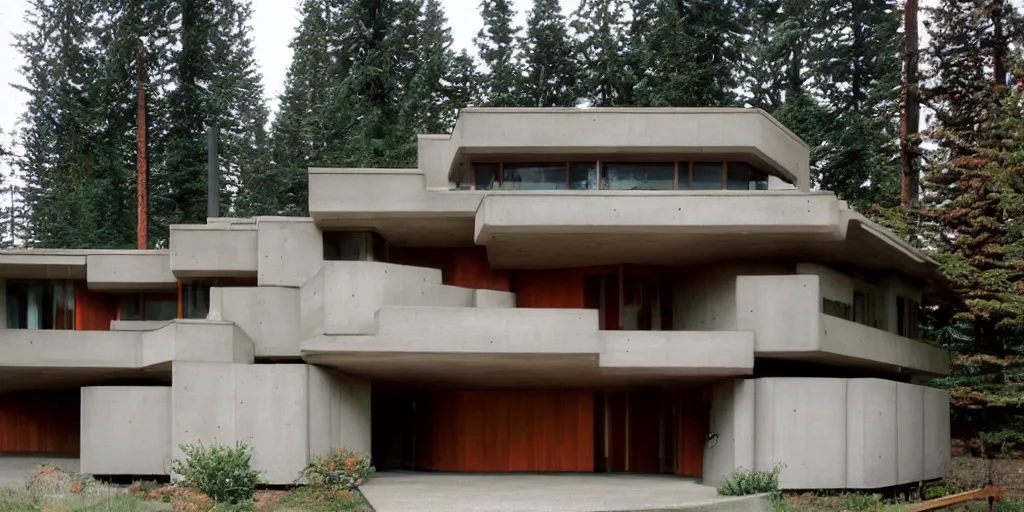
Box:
678;395;709;478
416;390;594;472
514;270;587;308
0;390;80;454
388;247;510;291
447;248;510;291
75;283;118;331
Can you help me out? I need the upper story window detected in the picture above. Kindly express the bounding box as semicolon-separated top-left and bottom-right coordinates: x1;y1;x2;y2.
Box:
462;160;770;191
5;280;75;330
324;231;389;262
119;293;177;321
896;296;921;339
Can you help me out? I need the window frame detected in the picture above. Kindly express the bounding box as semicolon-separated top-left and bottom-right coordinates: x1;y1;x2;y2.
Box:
463;160;772;191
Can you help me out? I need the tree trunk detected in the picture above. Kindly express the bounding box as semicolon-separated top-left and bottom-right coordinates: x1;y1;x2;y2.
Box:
136;40;148;250
900;0;920;206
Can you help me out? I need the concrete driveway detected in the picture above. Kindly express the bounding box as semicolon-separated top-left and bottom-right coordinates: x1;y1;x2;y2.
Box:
359;472;768;512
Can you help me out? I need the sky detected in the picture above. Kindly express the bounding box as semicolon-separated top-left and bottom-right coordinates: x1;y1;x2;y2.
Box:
0;0;576;161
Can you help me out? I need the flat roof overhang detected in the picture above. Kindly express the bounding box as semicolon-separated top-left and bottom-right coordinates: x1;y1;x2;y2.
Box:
445;108;811;191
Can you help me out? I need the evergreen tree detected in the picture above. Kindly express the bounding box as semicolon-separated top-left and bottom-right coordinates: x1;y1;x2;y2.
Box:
475;0;523;106
923;0;1024;447
520;0;578;107
634;0;746;107
263;0;338;216
572;0;632;106
810;0;902;207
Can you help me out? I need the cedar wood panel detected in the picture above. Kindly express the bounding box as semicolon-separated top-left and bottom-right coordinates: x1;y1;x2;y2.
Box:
416;390;594;472
0;390;80;454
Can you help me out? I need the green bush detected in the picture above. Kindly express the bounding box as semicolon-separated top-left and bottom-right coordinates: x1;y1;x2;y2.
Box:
718;464;783;496
303;448;375;490
172;441;263;504
924;486;948;500
837;492;882;511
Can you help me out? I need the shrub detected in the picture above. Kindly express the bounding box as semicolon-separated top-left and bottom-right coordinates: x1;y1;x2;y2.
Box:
303;448;375;489
172;442;263;504
718;464;783;497
837;492;882;511
923;486;948;500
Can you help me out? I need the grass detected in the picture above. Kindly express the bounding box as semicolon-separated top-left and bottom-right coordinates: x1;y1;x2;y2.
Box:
0;466;373;512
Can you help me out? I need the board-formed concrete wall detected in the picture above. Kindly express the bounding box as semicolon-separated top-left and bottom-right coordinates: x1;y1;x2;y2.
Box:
740;377;949;490
171;362;371;484
80;386;172;475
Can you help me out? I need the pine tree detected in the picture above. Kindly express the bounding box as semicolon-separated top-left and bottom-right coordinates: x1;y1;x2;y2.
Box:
520;0;578;107
264;0;338;216
572;0;632;106
634;0;746;107
923;0;1024;448
810;0;902;207
476;0;524;107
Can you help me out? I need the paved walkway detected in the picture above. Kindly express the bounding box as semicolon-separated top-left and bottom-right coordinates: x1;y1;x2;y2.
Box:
360;472;768;512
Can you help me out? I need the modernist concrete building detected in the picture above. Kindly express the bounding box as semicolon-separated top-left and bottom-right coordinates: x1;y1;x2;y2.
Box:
0;108;950;490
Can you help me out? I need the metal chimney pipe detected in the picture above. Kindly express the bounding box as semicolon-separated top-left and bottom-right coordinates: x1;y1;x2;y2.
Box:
207;125;219;218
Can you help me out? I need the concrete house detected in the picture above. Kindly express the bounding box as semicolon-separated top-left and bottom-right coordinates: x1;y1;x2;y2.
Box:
0;108;949;490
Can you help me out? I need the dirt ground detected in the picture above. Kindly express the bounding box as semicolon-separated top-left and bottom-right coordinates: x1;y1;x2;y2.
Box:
947;457;1024;493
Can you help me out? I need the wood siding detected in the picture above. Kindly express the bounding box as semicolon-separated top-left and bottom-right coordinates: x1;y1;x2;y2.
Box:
399;390;594;472
389;247;510;291
75;283;118;331
0;390;80;454
513;270;588;308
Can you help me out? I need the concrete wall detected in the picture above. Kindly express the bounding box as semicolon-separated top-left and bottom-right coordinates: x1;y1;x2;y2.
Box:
4;320;252;369
80;386;172;475
307;366;372;458
755;378;848;489
169;221;258;278
256;217;323;287
300;261;474;337
474;289;516;308
818;315;949;375
704;379;756;488
86;252;177;291
676;263;794;331
736;274;949;376
598;330;753;374
171;362;371;484
740;377;950;489
796;263;853;304
209;287;302;358
735;275;820;352
368;306;599;354
846;379;897;488
475;193;839;243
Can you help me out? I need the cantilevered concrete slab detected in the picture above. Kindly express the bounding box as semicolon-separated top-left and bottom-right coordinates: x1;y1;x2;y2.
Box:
86;251;176;291
428;107;811;191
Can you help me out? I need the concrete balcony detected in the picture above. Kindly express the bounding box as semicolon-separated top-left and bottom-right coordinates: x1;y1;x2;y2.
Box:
598;330;753;376
301;306;754;387
0;320;253;391
86;251;177;291
735;275;948;376
169;219;258;278
300;261;480;338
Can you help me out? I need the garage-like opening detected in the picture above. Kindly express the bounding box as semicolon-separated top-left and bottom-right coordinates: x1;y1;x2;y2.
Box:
371;387;708;477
